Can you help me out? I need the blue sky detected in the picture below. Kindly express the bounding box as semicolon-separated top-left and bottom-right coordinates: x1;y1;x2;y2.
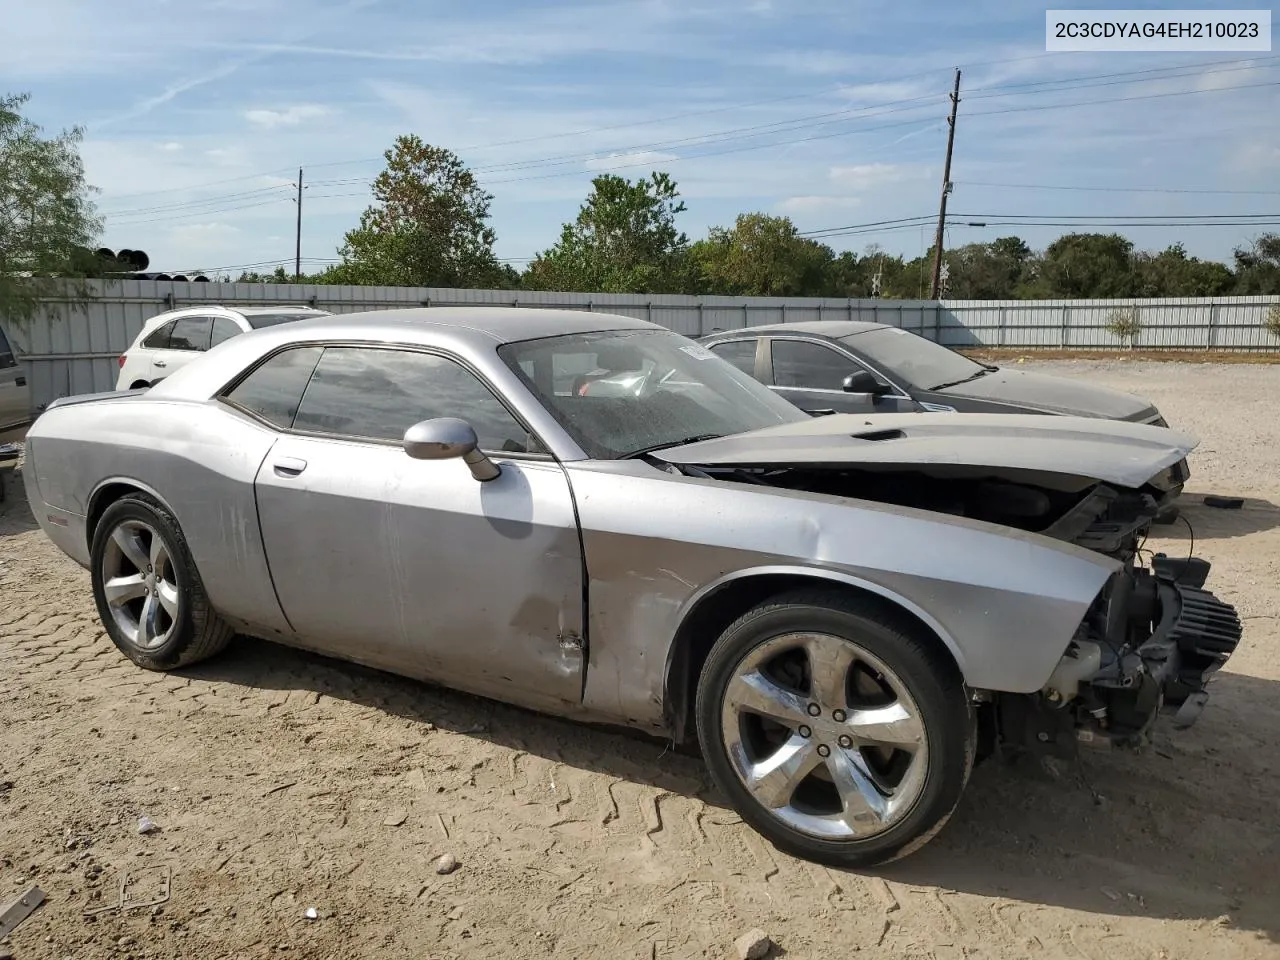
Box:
5;0;1278;280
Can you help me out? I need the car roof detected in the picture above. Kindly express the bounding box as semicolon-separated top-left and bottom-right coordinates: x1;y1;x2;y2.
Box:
282;306;661;344
237;305;328;316
706;320;888;339
142;304;327;324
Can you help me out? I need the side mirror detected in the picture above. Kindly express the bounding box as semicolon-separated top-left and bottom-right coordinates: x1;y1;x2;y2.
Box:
402;417;500;482
842;370;891;396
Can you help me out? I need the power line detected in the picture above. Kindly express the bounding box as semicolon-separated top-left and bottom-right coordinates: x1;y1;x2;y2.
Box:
94;54;1272;206
105;196;292;227
953;180;1280;196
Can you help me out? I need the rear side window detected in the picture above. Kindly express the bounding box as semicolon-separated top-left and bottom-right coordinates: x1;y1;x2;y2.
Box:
245;312;328;329
292;346;537;453
223;346;324;429
707;339;758;376
142;320;176;349
0;325;15;369
771;339;856;390
210;316;242;348
168;316;212;352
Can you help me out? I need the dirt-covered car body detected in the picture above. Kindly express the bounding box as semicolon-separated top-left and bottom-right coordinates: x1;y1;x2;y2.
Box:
22;308;1242;864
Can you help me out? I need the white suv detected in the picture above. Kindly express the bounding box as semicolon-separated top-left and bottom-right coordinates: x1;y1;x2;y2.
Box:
116;305;330;390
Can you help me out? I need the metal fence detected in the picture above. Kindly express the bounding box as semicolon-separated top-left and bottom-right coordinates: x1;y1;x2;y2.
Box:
5;279;1279;413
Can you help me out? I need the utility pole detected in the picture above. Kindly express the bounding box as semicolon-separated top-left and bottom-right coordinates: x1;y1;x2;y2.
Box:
294;167;303;282
929;69;961;300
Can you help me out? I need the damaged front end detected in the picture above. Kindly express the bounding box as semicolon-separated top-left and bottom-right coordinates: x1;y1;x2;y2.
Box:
654;412;1243;753
1004;548;1242;757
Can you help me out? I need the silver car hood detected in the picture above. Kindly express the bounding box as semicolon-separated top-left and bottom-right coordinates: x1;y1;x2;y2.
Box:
655;412;1197;489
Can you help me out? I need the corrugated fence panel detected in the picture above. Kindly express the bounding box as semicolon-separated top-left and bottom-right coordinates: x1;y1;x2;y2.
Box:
6;280;1278;411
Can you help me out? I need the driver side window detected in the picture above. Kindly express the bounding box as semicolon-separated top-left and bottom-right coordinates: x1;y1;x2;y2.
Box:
770;339;857;390
292;346;543;454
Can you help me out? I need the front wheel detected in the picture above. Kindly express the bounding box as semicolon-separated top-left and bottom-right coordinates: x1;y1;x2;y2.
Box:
696;589;974;867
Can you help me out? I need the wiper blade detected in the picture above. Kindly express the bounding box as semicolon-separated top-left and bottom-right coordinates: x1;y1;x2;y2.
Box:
624;434;723;459
931;370;990;390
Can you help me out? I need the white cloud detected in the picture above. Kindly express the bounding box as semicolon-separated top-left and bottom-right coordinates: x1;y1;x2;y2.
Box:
829;162;918;191
584;151;680;171
776;195;861;214
160;142;184;152
245;104;331;128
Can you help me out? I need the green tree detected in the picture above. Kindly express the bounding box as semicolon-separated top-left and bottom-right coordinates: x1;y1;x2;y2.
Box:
524;172;692;293
1029;232;1137;298
1133;242;1234;297
335;135;503;288
1232;233;1280;295
942;236;1032;299
692;213;835;296
0;92;101;329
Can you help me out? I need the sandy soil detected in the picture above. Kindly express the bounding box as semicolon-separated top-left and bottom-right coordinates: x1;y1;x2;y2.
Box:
1;360;1278;960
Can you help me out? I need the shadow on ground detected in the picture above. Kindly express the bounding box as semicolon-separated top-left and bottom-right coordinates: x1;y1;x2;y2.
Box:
186;641;1280;946
0;466;38;538
1157;496;1280;541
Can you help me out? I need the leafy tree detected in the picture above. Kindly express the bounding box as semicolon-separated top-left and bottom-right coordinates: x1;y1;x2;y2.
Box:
335;135;504;288
942;236;1033;299
524;172;692;293
0;92;101;329
692;213;835;296
1133;242;1234;297
1029;232;1137;299
1232;233;1280;295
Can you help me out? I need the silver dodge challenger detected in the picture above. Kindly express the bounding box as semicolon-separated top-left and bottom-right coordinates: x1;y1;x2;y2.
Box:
22;308;1243;866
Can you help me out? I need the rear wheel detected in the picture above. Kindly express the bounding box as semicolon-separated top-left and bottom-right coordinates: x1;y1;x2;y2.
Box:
695;589;974;867
90;493;233;670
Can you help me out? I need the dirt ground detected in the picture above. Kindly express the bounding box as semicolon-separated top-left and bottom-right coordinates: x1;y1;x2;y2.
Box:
1;359;1278;960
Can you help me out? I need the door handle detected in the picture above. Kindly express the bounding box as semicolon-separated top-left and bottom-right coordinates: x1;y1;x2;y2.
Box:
13;377;24;387
272;457;308;477
154;359;167;368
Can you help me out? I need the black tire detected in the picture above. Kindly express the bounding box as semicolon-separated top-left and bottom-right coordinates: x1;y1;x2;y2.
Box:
695;588;974;868
90;492;233;670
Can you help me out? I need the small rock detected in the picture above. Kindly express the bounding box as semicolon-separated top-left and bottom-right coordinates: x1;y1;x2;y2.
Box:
435;853;459;875
734;928;772;960
383;810;408;827
137;817;159;835
109;816;120;826
304;907;319;920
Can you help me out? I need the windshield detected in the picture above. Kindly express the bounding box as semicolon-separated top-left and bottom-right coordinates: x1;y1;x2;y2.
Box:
245;311;330;329
498;329;807;460
843;327;986;390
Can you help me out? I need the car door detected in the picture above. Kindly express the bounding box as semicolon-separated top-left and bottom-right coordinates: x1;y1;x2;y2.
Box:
767;338;920;415
150;314;213;382
236;343;586;710
0;323;30;442
705;338;765;380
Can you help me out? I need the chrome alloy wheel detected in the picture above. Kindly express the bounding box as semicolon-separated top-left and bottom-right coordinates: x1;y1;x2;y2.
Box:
720;631;929;840
99;519;181;650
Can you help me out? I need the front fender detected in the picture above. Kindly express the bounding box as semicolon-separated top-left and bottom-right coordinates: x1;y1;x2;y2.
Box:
568;462;1117;733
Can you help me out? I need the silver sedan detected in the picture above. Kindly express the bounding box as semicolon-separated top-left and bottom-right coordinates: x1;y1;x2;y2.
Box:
23;308;1242;866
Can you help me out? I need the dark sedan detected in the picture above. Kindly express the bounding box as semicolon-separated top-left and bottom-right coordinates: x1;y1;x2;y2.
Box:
700;321;1171;423
700;320;1187;503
